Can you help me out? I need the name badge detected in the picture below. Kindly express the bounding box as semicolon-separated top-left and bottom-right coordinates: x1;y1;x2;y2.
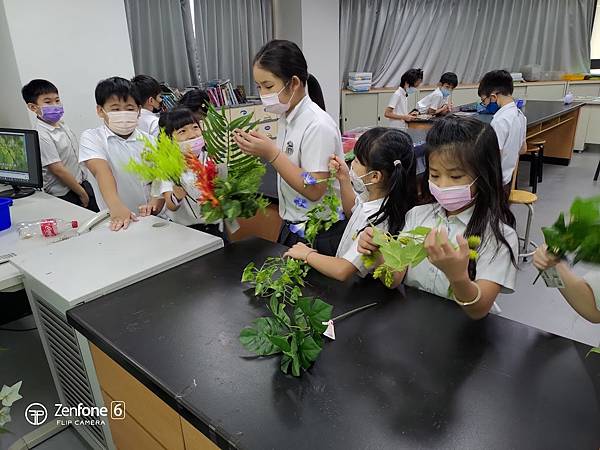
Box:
285;141;294;155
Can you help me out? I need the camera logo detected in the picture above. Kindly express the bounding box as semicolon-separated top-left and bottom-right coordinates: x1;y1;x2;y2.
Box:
110;401;126;420
25;403;48;426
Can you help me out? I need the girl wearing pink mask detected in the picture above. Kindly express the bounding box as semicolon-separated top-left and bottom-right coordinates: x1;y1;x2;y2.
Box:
358;116;518;319
233;40;346;256
157;108;222;239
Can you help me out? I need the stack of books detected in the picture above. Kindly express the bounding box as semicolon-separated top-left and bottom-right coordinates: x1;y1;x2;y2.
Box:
204;80;246;107
348;72;373;92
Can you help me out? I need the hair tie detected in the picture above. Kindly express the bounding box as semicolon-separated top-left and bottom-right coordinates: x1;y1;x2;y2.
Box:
393;160;402;167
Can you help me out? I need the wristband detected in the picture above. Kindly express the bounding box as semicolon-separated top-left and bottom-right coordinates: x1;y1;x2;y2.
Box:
269;151;281;164
304;250;317;263
171;192;181;207
452;282;481;306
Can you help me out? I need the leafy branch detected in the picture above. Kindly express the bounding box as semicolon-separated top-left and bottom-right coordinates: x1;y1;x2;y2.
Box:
126;131;186;185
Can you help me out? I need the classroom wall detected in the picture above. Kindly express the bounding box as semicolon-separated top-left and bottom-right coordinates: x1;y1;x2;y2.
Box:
0;3;30;129
1;0;135;137
272;0;303;44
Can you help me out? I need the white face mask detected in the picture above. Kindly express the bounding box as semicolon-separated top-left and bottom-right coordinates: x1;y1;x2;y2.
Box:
349;168;376;202
103;110;138;135
260;83;293;115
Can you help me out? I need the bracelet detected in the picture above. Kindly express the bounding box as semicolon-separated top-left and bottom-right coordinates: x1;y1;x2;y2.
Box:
304;250;317;263
170;192;181;207
269;151;281;164
452;282;482;306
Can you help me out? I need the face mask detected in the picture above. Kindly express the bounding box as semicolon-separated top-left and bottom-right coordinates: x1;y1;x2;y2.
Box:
478;97;499;114
260;83;292;115
179;136;205;157
428;179;477;212
440;88;451;98
40;105;64;123
104;110;138;135
406;87;417;95
350;168;376;202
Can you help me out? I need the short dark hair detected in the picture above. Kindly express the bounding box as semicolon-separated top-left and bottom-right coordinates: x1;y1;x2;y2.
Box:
158;107;198;137
478;70;514;97
400;69;424;89
21;79;58;104
178;89;210;117
440;72;458;88
131;75;162;103
95;76;141;107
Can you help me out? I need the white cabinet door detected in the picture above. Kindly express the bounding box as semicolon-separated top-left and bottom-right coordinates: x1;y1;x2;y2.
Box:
342;93;378;131
566;83;600;97
377;92;394;126
584;105;600;144
513;86;527;99
451;88;478;106
573;106;591;151
525;84;566;100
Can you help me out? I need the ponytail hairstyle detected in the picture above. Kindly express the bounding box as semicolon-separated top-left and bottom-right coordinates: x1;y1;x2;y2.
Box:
158;107;199;138
253;39;326;111
354;127;417;235
424;115;517;279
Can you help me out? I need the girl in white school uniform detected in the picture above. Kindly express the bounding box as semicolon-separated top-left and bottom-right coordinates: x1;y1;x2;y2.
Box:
384;68;423;130
358;116;519;320
234;40;346;255
283;128;417;281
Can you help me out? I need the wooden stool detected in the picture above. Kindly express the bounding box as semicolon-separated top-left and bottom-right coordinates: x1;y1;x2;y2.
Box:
526;139;545;193
509;164;538;259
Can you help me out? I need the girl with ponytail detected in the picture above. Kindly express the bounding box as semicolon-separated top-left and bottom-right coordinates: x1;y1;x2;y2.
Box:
284;128;417;281
234;40;346;256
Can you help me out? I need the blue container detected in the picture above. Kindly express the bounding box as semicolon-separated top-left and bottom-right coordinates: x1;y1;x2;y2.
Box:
0;197;14;231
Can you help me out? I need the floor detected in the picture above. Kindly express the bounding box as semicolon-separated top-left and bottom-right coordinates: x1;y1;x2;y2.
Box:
0;148;599;450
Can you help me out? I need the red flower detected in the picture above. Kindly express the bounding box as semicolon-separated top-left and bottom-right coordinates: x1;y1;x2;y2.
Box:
185;154;219;207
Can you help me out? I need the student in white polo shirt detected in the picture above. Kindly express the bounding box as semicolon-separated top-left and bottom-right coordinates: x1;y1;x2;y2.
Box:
478;70;527;193
79;77;164;231
384;68;423;130
21;79;98;211
233;40;346;256
417;72;458;115
131;75;162;137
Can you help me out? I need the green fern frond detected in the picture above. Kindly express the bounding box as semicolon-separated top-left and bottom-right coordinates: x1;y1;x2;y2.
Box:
125;131;186;184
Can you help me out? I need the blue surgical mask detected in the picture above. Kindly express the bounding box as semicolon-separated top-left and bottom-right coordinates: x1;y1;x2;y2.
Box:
440;87;451;98
406;87;417;95
478;99;500;114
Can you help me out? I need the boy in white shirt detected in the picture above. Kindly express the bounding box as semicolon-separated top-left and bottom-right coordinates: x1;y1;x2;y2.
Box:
384;68;423;130
79;77;164;231
478;70;527;190
21;79;98;211
131;75;162;137
417;72;458;115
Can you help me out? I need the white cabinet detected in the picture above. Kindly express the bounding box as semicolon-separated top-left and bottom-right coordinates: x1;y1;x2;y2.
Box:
513;86;527;99
342;92;379;131
573;103;600;150
377;92;394;126
566;83;600;97
525;84;565;101
451;88;478;106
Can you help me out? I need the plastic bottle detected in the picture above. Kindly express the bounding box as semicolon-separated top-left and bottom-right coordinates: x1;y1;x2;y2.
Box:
564;92;574;104
17;218;79;239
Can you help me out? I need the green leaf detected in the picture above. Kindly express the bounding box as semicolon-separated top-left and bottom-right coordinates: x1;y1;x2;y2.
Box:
297;297;333;333
409;226;431;236
299;335;322;364
280;354;292;373
586;346;600;357
239;317;282;356
241;263;256;282
268;334;291;353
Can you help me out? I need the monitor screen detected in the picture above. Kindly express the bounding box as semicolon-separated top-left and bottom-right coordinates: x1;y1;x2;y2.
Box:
0;128;42;189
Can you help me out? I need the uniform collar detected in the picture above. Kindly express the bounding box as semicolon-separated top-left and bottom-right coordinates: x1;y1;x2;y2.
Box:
285;94;310;124
433;202;475;226
398;86;407;97
140;108;157;118
360;197;385;215
103;124;140;142
36;117;61;132
497;101;517;114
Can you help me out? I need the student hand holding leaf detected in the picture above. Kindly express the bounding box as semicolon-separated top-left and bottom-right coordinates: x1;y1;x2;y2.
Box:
424;226;470;282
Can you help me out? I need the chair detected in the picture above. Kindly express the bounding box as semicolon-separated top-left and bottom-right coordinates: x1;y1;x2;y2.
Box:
509;162;538;260
525;139;545;193
594;158;600;181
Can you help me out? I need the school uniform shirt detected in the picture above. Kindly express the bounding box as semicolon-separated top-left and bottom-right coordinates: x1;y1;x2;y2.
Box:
490;102;527;185
336;197;385;277
275;95;343;222
36;118;85;197
79;126;152;212
583;271;600;311
137;109;160;137
417;88;447;113
387;87;409;129
402;203;518;299
159;169;205;226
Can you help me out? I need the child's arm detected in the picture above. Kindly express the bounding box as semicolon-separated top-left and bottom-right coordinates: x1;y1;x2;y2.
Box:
138;197;165;217
425;227;498;319
533;246;600;323
329;154;355;217
163;185;187;212
430;104;450;115
284;242;357;282
85;159;137;231
47;162;89;207
384;107;417;122
357;227;407;289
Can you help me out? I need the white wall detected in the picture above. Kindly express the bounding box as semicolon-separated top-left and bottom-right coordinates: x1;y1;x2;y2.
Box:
0;3;29;129
273;0;341;123
1;0;135;136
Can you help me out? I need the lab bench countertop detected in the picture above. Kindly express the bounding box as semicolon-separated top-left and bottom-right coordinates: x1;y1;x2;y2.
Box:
67;238;600;450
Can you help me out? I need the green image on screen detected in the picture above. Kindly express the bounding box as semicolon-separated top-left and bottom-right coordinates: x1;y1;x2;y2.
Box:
0;134;28;173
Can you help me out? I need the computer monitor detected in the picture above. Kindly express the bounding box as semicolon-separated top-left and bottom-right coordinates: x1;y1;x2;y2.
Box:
0;128;43;198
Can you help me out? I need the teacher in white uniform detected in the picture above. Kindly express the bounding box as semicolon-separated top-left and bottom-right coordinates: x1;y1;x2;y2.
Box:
234;40;346;255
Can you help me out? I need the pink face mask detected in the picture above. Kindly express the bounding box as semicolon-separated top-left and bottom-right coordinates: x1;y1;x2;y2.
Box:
179;136;205;157
428;179;477;212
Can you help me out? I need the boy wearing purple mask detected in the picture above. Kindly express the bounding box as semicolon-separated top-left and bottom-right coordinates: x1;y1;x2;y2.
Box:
22;79;98;211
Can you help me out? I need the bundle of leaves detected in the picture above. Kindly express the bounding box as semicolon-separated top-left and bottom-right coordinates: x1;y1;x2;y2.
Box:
126;131;186;185
185;153;219;208
198;104;269;223
363;226;481;288
542;196;600;264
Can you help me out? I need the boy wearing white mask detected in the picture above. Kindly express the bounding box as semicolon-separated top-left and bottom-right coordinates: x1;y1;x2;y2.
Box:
417;72;458;115
384;68;423;130
79;77;164;231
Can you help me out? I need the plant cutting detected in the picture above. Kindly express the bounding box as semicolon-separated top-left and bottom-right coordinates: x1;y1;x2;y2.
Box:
0;380;23;434
126;131;187;185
